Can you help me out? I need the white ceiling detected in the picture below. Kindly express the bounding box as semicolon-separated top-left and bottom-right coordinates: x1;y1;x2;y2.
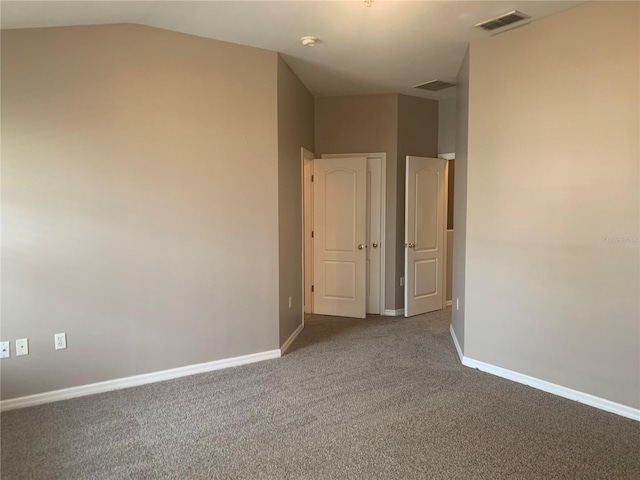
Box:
1;0;585;100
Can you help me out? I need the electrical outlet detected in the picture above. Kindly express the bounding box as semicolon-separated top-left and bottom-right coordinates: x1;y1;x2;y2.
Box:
55;333;67;350
400;277;404;287
0;341;10;359
16;338;29;356
288;297;292;309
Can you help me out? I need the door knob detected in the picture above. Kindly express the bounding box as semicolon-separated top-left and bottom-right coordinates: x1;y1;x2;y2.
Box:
372;242;379;248
358;244;365;250
408;242;415;249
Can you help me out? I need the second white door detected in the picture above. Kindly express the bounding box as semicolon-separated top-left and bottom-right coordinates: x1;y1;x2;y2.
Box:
365;157;382;314
404;156;446;317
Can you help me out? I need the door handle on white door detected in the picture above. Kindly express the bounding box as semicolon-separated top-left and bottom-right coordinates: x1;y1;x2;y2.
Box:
372;243;379;248
358;244;365;250
408;242;415;249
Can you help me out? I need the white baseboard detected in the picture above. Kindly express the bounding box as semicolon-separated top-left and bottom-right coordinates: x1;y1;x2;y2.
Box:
383;308;404;316
448;326;639;422
280;322;304;355
449;325;463;363
0;349;281;412
463;357;640;421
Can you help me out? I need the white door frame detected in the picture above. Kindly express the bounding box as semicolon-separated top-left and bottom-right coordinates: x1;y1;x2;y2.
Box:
441;160;449;310
322;152;387;316
438;153;454;309
301;147;315;321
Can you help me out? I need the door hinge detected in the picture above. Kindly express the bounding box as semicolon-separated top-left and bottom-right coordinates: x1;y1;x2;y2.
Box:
311;230;314;238
311;285;314;292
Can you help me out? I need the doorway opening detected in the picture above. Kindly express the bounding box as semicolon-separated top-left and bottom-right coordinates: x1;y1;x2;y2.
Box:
302;152;387;319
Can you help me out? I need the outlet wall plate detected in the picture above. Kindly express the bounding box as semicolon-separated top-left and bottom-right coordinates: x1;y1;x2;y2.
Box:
55;333;67;350
0;341;10;359
16;338;29;356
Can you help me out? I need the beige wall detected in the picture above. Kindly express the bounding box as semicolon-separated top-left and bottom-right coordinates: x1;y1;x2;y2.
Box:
464;2;639;408
451;48;469;350
1;24;280;400
397;94;439;308
277;56;314;344
446;230;453;303
315;95;400;310
438;97;457;155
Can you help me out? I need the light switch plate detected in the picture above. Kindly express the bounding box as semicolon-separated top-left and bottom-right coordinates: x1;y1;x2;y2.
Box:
0;341;10;359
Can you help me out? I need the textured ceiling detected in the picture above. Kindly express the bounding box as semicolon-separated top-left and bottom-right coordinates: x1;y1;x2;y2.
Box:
1;1;585;99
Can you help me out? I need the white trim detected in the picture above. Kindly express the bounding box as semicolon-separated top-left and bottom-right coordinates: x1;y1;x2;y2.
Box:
449;325;464;362
0;349;281;412
446;300;453;307
438;152;455;160
463;357;640;421
322;153;387;316
379;155;387;317
448;326;639;422
442;159;449;310
280;322;304;355
383;308;404;316
301;147;315;317
301;147;315;161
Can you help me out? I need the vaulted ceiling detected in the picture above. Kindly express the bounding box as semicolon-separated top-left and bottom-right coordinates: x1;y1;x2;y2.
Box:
1;1;585;99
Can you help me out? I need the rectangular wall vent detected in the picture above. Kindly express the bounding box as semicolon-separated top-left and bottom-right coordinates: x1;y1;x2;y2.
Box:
475;11;530;31
413;80;456;92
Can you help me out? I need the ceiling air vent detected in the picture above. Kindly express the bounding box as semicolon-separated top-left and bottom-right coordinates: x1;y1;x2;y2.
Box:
475;11;530;31
414;80;455;92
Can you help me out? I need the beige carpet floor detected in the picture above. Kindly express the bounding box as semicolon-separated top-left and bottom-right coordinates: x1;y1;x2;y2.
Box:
2;308;639;479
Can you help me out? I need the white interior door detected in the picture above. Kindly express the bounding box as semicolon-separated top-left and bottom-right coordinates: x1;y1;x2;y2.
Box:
322;153;386;315
366;158;382;314
313;157;367;318
404;156;446;317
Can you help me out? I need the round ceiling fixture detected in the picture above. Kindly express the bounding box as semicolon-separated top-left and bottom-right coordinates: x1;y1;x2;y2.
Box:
301;36;318;47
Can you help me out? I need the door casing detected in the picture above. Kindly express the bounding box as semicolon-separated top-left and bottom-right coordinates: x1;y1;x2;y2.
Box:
302;148;315;317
